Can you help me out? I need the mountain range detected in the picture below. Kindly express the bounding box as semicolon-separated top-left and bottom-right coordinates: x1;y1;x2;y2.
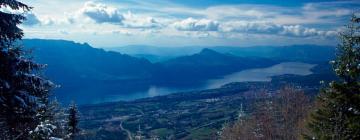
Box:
22;39;335;104
108;45;335;62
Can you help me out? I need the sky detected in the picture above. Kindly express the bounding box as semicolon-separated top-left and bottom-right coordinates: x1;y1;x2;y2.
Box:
15;0;360;47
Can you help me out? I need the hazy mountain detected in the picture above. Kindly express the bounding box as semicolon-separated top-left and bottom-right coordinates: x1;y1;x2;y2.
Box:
24;39;155;81
212;45;335;62
23;39;158;104
132;54;175;63
107;45;203;56
21;39;332;104
106;45;203;62
108;45;335;63
155;48;278;84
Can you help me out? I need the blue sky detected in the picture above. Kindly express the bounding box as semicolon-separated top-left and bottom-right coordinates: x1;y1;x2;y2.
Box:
17;0;360;47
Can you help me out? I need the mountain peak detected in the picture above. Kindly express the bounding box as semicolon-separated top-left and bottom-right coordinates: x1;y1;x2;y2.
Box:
199;48;219;55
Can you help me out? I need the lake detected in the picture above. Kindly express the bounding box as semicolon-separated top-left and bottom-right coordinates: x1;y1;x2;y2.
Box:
92;62;316;104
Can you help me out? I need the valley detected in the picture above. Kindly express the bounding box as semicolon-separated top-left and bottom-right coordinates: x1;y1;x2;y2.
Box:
1;1;357;139
23;39;333;105
91;62;317;103
78;69;329;139
20;39;338;139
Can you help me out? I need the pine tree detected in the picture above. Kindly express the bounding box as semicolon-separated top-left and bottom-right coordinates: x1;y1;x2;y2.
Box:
305;14;360;140
67;103;79;139
0;0;55;139
29;99;67;139
51;99;68;138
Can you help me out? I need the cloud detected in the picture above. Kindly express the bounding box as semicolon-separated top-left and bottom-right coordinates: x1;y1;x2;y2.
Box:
280;25;337;37
112;30;132;36
77;2;163;29
23;13;63;26
39;16;57;25
80;1;124;24
173;18;219;31
122;11;162;29
20;0;354;46
185;32;211;38
220;22;337;38
23;13;41;26
23;13;74;26
204;5;279;20
58;30;69;35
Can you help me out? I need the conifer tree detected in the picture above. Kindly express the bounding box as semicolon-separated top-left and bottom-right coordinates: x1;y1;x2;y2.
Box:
0;0;55;139
51;99;68;137
67;103;79;139
305;14;360;140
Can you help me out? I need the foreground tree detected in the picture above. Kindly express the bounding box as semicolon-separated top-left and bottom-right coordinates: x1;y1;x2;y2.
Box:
51;100;68;137
0;0;56;139
29;100;67;139
67;103;80;139
305;15;360;140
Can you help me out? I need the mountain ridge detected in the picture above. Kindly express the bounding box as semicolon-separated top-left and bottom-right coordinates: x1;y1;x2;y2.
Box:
107;44;335;62
21;39;332;104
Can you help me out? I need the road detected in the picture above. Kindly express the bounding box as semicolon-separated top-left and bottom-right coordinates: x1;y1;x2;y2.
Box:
120;121;133;140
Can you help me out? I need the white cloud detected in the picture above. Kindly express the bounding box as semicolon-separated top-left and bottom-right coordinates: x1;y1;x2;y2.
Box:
112;30;132;36
58;29;69;35
76;2;164;30
185;32;210;38
20;0;356;47
23;12;41;26
173;18;219;31
220;21;337;38
122;11;163;29
280;25;336;37
204;5;280;20
80;1;124;24
38;16;56;25
23;13;64;26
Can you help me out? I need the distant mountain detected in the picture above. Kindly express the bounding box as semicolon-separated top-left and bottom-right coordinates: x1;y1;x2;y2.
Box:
108;45;335;63
24;39;155;81
155;48;277;84
212;45;335;62
107;45;203;56
22;39;332;104
132;54;174;63
106;45;203;62
23;39;157;104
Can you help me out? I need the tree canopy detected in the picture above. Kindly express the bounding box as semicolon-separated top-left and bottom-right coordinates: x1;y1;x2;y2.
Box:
306;14;360;140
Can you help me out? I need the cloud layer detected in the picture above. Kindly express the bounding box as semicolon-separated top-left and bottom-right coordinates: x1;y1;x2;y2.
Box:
221;22;337;37
173;18;219;31
19;0;359;47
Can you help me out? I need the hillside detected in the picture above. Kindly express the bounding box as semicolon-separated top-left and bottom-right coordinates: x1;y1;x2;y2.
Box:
24;39;155;81
23;39;157;104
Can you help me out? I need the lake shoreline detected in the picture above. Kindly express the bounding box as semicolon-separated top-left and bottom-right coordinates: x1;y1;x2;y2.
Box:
89;62;316;104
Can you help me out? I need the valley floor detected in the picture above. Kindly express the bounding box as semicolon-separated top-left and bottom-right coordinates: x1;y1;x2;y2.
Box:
78;79;320;140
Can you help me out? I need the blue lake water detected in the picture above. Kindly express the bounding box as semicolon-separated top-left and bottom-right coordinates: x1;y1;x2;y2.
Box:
93;62;316;104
